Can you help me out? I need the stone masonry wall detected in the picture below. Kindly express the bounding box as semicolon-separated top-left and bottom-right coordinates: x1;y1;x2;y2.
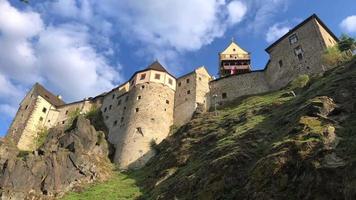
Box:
209;71;270;108
265;18;335;90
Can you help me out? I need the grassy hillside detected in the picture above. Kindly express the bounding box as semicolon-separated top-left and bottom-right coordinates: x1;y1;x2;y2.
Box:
61;59;356;200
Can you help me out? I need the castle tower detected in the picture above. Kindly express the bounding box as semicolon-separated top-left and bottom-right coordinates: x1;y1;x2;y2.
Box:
7;83;65;150
219;39;251;77
101;61;176;169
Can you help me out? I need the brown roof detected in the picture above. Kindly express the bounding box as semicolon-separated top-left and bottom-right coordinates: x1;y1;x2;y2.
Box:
33;83;65;107
265;14;339;53
145;60;168;72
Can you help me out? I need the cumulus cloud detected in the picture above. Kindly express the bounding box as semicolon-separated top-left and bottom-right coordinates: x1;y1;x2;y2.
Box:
227;1;247;25
266;23;290;43
340;15;356;34
36;24;120;100
0;0;121;127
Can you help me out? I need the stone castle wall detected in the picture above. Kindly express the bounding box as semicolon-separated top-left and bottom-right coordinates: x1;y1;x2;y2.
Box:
209;71;270;107
101;69;176;169
265;17;337;90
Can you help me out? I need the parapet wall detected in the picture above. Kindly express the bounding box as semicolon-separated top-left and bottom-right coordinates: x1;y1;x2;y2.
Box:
209;71;271;107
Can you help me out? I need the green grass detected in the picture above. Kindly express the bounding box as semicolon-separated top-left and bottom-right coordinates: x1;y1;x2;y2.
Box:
61;172;142;200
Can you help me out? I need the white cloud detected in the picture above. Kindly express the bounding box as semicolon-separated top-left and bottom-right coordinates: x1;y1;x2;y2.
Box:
227;1;247;25
266;23;290;43
0;0;121;125
36;24;121;100
340;15;356;34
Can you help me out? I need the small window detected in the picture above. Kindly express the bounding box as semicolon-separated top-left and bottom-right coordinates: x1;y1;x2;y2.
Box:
178;82;181;87
121;117;124;122
186;79;190;83
289;34;298;44
140;73;146;80
62;121;65;124
168;78;173;85
124;106;126;110
187;90;191;94
105;116;109;120
222;93;227;99
42;107;47;113
65;110;69;115
166;100;169;104
104;107;107;112
199;77;202;81
112;94;115;99
278;60;283;68
109;105;112;110
48;120;50;123
294;46;303;60
113;120;118;126
155;74;161;80
137;96;142;100
135;108;139;112
117;99;121;106
233;48;236;51
141;85;145;90
25;105;28;110
39;117;43;121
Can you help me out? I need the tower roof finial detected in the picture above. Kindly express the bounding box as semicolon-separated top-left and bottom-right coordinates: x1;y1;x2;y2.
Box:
231;37;235;42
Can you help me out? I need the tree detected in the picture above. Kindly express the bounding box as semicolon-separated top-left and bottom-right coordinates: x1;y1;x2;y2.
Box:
338;34;356;52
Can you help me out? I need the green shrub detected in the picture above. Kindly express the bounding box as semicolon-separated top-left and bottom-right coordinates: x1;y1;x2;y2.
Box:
36;127;49;148
322;46;353;67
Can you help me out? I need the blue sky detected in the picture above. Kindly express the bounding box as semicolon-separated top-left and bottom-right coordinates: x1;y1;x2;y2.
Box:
0;0;355;136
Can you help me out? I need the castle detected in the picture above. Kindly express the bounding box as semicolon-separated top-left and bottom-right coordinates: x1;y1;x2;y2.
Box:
6;14;338;169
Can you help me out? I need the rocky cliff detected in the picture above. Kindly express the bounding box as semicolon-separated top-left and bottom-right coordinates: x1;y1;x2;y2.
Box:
0;115;112;199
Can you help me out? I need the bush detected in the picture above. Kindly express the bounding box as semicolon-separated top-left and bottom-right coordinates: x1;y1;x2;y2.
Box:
36;127;49;148
322;46;353;67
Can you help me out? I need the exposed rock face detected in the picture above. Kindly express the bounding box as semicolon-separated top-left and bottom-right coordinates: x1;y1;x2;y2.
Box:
0;116;112;200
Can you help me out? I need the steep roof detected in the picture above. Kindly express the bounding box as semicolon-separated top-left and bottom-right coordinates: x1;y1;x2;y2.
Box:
145;61;168;73
220;41;249;55
33;83;65;107
265;14;339;53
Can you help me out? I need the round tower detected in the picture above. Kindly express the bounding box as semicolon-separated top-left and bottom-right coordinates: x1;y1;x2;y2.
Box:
102;61;176;169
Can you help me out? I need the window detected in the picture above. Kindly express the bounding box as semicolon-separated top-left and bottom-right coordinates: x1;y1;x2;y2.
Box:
124;106;127;110
294;46;303;60
105;116;109;120
155;74;161;79
121;117;124;122
166;100;169;104
137;96;142;100
113;120;118;126
186;79;190;83
178;82;181;87
141;85;145;90
39;117;43;121
117;99;121;106
187;90;191;94
104;107;107;112
289;34;298;44
112;94;115;99
48;120;50;123
62;120;65;124
65;110;69;115
135;108;139;112
222;93;227;99
42;107;47;113
233;48;236;51
109;105;112;110
278;60;283;68
140;73;146;80
25;105;28;110
168;78;173;85
199;77;202;81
